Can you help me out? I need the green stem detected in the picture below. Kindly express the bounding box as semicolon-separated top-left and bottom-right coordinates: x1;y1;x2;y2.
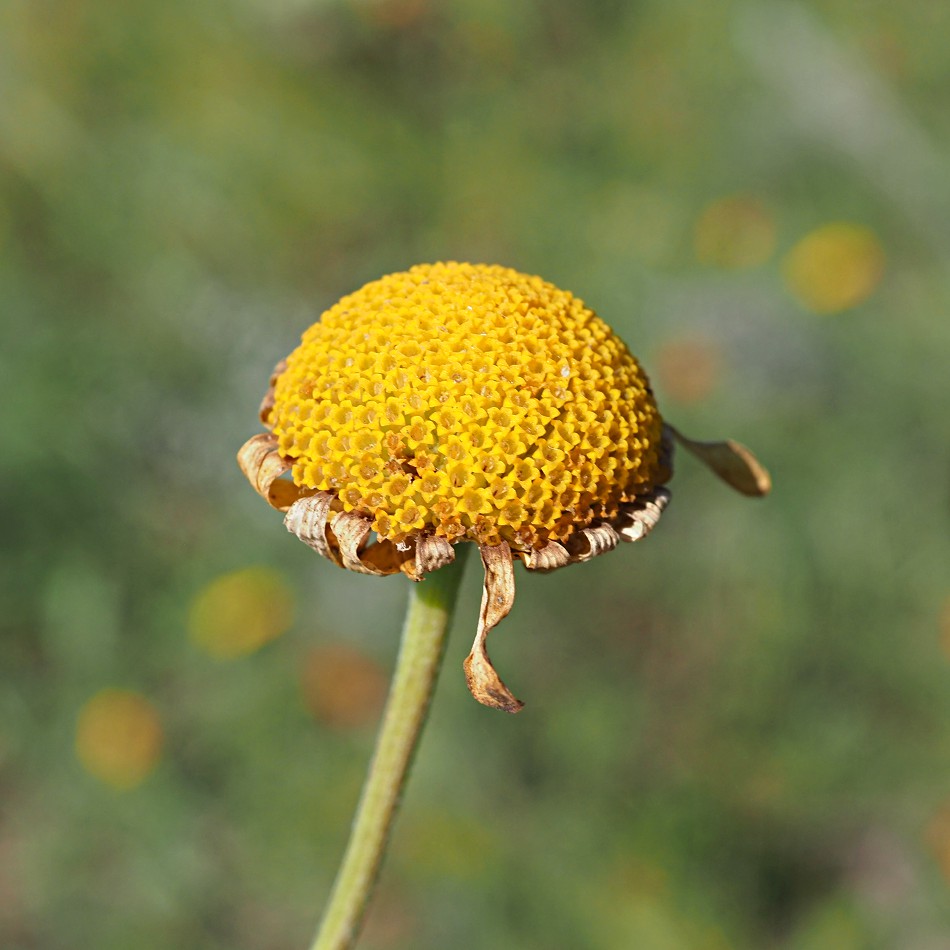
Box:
310;545;471;950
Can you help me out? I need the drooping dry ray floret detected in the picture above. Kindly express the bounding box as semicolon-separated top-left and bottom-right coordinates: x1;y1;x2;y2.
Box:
238;262;770;712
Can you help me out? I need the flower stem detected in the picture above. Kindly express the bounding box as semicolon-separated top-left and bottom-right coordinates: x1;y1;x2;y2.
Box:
310;544;471;950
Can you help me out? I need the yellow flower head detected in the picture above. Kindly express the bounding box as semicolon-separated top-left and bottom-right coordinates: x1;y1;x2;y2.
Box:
239;262;770;710
267;262;663;549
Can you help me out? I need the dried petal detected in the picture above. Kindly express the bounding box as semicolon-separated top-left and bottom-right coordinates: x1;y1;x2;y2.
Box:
666;425;771;497
415;535;456;576
237;433;303;511
616;487;672;543
285;492;338;563
282;493;417;577
259;358;288;429
329;510;394;576
358;540;411;577
523;540;571;572
463;542;523;713
567;523;620;563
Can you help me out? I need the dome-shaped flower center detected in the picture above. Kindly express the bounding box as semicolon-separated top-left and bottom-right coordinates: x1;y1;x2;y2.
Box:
267;262;664;548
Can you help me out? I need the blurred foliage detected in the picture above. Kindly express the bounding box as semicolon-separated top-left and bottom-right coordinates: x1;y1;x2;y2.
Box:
2;0;950;948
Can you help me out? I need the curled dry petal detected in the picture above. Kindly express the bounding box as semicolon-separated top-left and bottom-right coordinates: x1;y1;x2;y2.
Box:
463;542;523;713
666;425;772;497
568;523;621;563
285;492;338;561
329;510;394;576
616;487;672;543
415;535;456;576
284;495;407;576
360;542;414;577
523;539;571;572
237;433;304;512
259;359;288;429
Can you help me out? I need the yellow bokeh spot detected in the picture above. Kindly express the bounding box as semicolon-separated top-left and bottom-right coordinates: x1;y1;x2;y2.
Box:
782;222;885;314
75;689;163;791
269;262;664;549
694;195;776;269
188;566;293;659
300;644;388;730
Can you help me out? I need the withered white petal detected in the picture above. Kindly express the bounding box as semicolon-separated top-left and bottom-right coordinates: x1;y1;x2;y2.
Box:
616;486;672;543
259;358;288;429
568;523;620;562
415;535;456;576
463;542;523;713
285;492;337;561
666;425;771;497
523;539;571;572
329;510;393;576
237;432;302;512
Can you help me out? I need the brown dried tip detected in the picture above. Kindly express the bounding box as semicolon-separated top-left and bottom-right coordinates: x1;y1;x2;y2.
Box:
237;433;304;512
463;542;524;713
258;358;287;429
665;425;772;497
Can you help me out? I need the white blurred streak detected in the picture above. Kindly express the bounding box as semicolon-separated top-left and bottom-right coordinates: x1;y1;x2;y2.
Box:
735;1;950;254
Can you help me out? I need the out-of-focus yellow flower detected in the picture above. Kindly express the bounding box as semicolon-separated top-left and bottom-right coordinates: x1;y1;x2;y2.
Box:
188;566;293;659
300;644;388;729
782;222;885;314
75;689;164;790
694;195;776;269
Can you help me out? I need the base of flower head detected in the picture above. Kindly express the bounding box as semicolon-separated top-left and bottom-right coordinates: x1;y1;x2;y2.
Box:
237;430;677;712
237;420;769;713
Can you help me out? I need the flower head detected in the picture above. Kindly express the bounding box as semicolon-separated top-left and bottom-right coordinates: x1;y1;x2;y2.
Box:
238;262;770;711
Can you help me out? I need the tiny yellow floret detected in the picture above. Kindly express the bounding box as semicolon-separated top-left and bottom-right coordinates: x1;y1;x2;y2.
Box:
267;262;663;548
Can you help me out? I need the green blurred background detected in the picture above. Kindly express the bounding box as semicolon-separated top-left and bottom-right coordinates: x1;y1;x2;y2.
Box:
3;0;950;947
